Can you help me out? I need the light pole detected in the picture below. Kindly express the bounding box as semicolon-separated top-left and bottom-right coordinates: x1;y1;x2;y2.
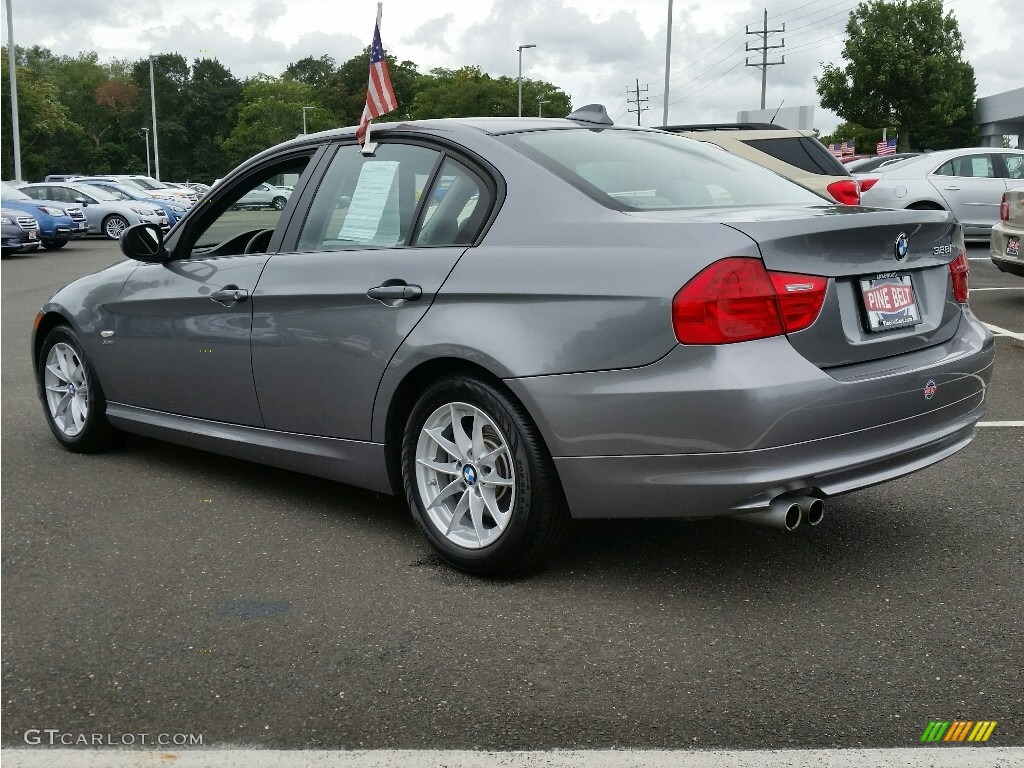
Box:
663;0;673;125
148;55;161;180
141;127;151;177
517;44;536;117
302;106;314;135
5;0;23;182
537;98;549;117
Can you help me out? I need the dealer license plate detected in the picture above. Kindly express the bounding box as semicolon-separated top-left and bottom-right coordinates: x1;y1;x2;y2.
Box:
28;231;37;240
859;272;921;332
1007;236;1020;257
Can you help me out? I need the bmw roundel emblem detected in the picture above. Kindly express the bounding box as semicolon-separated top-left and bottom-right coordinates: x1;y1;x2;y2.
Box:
463;465;477;486
895;232;909;261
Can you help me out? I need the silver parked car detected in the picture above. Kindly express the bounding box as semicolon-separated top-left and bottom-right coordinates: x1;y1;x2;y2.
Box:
18;182;168;238
32;107;994;575
232;182;291;210
991;188;1024;278
855;147;1024;240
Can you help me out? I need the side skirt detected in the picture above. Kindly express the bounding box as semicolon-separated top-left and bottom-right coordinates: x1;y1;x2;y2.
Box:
106;403;394;495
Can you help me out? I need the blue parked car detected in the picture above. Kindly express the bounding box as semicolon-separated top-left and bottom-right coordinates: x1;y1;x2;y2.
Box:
1;182;88;249
81;180;188;228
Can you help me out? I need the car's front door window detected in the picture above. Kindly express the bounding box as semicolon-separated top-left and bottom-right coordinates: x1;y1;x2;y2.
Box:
185;157;311;257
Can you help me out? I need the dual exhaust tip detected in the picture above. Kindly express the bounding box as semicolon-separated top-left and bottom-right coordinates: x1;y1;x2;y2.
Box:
735;494;824;531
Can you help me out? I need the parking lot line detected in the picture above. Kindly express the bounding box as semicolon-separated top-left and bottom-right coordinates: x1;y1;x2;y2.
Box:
970;287;1024;291
978;421;1024;427
982;322;1024;341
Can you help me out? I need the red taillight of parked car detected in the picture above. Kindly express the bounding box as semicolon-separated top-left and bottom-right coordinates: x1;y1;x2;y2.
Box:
948;251;969;303
672;257;828;344
826;178;861;205
858;178;879;193
1000;193;1009;221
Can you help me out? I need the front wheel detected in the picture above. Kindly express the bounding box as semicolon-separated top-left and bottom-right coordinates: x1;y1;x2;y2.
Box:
38;325;117;453
271;196;287;211
402;377;570;575
41;239;67;250
103;215;130;239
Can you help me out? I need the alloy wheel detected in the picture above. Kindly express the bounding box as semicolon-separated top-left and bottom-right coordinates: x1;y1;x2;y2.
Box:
44;342;90;437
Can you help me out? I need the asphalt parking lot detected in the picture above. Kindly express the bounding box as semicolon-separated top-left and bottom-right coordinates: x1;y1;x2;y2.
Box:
2;239;1022;751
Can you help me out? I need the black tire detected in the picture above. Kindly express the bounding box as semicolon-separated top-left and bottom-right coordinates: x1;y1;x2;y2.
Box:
37;325;117;453
271;196;287;211
103;215;130;239
41;239;67;250
401;377;571;576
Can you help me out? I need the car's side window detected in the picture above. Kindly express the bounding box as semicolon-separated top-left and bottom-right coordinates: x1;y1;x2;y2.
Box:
937;155;997;179
185;157;310;258
297;143;441;252
412;158;493;246
1004;154;1024;180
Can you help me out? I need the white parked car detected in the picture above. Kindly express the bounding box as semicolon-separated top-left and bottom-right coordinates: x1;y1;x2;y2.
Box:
854;147;1024;241
232;182;292;210
18;182;169;239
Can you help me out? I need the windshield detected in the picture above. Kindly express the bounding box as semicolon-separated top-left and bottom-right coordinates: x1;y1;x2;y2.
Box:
1;182;31;201
75;183;120;202
126;176;164;190
501;128;825;210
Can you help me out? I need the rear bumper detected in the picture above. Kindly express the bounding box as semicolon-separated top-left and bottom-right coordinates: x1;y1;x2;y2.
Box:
990;222;1023;276
505;313;993;519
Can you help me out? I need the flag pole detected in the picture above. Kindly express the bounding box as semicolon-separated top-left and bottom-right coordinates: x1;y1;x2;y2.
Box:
364;2;384;148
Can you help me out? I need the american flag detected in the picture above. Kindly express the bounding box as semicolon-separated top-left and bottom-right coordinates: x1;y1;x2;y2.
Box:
356;16;398;145
842;139;856;156
829;143;844;158
876;137;898;155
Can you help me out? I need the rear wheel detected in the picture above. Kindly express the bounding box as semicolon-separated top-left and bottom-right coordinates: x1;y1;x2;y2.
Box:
38;325;117;453
41;239;67;250
103;215;130;239
402;377;570;575
271;196;287;211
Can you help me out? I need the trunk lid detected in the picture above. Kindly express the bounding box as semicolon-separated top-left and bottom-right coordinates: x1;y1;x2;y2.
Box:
630;205;964;367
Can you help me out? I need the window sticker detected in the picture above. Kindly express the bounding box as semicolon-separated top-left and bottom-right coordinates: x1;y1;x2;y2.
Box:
338;161;401;244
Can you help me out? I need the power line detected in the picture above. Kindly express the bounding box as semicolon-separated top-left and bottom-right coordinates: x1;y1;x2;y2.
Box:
745;8;786;110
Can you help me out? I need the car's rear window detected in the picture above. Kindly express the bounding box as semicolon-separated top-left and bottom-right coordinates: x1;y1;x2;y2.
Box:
740;137;849;176
500;129;824;211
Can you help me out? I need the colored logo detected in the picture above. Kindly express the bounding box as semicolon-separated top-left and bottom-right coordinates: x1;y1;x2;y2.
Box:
924;379;937;400
895;232;909;261
463;465;477;486
920;720;997;743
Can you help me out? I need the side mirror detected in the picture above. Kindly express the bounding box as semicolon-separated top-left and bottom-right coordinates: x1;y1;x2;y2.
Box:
75;197;89;206
120;222;169;262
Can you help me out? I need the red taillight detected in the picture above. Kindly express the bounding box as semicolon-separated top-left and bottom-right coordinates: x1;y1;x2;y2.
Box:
948;251;969;303
858;178;879;192
1000;193;1009;221
672;257;828;344
826;179;861;205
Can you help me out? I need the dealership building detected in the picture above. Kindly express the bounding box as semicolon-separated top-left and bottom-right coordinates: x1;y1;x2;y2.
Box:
977;87;1024;148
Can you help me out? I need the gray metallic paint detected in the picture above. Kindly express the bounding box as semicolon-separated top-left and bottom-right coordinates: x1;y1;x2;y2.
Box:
34;118;997;523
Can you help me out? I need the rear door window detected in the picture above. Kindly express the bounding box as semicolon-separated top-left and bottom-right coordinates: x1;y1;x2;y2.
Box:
739;137;849;176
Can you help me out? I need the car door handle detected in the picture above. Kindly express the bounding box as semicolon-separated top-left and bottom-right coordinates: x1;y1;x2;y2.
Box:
210;285;249;304
366;281;422;307
943;185;961;191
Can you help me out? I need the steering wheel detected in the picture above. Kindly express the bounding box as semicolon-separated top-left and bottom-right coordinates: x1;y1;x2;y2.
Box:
243;229;274;254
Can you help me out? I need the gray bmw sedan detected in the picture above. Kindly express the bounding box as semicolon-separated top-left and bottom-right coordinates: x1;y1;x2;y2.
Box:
33;106;994;575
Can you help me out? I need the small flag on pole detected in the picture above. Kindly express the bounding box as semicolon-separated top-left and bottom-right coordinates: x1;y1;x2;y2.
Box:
356;3;398;146
876;137;898;155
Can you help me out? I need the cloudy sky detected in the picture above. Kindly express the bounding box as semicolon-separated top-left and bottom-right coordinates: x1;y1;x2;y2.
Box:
6;0;1021;135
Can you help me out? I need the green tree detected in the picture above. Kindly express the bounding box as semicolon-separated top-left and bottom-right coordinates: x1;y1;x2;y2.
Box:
222;76;315;165
184;58;242;181
815;0;975;152
1;47;77;180
409;66;570;119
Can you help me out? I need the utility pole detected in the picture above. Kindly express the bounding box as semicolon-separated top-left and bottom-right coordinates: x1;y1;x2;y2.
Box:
626;80;649;126
5;0;23;182
149;55;161;180
662;0;673;125
745;8;785;110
